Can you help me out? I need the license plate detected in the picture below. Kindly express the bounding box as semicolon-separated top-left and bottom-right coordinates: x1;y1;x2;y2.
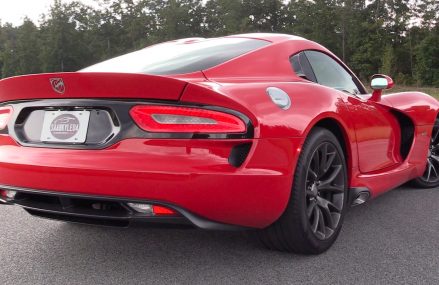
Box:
40;111;90;143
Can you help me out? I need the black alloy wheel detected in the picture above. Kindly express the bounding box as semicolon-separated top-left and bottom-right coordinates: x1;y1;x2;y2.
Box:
412;118;439;188
305;142;345;240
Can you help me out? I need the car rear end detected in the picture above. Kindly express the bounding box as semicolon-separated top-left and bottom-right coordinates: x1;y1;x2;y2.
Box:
0;71;296;229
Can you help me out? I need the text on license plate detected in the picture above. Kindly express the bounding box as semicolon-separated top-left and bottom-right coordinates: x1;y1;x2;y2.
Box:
40;110;90;143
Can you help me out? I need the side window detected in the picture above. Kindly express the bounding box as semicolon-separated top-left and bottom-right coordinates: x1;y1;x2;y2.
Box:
290;52;317;83
304;50;361;95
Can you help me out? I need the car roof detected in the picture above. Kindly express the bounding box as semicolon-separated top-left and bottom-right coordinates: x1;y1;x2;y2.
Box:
224;33;307;44
171;33;309;45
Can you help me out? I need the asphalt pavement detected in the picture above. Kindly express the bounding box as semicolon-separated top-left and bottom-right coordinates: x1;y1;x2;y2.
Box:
1;185;438;285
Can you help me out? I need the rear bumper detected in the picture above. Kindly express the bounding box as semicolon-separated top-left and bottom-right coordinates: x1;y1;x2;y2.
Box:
0;135;301;228
1;186;247;230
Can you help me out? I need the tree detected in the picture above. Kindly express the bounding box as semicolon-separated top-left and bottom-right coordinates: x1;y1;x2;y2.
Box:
415;31;439;87
240;0;286;32
0;23;18;78
39;0;91;72
380;44;395;75
285;0;340;54
204;0;243;36
15;19;42;75
0;0;437;87
154;0;205;40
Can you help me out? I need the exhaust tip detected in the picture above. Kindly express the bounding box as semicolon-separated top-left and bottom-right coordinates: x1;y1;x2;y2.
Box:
352;192;370;206
349;187;371;207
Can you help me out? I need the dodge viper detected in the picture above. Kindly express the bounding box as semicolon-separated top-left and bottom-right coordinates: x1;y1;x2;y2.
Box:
0;33;437;254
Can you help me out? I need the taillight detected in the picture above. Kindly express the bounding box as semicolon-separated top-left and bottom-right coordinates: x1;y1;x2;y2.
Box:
130;105;246;133
0;106;12;130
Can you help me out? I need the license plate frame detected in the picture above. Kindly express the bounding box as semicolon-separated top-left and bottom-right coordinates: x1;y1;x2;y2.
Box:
40;110;91;143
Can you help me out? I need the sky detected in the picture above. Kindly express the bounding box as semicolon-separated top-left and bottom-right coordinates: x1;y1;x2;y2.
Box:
0;0;97;26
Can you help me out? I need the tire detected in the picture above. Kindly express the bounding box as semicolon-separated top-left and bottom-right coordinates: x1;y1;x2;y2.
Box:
257;127;348;254
411;118;439;188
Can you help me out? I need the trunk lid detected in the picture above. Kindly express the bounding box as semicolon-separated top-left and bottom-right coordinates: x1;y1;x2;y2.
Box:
0;72;190;103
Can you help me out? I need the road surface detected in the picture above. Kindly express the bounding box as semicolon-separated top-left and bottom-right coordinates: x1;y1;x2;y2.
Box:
0;185;438;284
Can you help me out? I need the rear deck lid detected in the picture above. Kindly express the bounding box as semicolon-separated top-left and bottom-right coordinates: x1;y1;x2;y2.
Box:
0;72;188;102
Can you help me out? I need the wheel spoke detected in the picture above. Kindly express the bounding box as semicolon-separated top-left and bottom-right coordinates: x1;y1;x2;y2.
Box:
317;165;342;189
323;150;336;173
317;196;341;214
312;149;321;177
308;168;318;180
311;206;319;233
426;160;433;181
431;161;439;178
320;144;328;173
431;155;439;164
317;208;326;235
432;127;439;144
317;183;344;193
317;199;334;229
306;200;316;218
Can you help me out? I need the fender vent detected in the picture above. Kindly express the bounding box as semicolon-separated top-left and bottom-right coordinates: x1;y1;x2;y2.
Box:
391;110;415;160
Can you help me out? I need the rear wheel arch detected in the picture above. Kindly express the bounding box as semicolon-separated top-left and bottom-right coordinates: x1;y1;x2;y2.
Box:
309;117;352;181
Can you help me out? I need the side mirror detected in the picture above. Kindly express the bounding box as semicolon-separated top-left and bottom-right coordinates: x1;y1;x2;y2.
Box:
370;74;394;101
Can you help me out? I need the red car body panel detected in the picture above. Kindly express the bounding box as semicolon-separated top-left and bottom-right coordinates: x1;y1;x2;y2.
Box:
0;33;437;228
0;135;298;227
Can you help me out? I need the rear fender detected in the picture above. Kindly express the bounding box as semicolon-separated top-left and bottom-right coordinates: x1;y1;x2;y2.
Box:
182;81;355;137
181;81;359;170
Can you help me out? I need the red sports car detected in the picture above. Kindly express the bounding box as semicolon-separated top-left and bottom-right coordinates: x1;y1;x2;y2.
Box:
0;33;437;254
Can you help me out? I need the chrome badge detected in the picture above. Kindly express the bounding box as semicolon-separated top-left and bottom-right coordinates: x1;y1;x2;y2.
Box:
50;78;65;94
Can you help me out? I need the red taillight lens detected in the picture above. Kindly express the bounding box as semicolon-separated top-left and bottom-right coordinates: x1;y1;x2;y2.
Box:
0;106;12;130
130;105;246;133
152;205;178;216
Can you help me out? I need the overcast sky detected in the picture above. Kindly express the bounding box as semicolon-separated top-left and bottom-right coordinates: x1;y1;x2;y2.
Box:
0;0;97;26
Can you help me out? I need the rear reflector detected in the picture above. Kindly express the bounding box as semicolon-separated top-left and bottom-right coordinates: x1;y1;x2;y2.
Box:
0;190;16;199
152;205;177;216
130;105;246;133
127;202;178;216
0;106;13;130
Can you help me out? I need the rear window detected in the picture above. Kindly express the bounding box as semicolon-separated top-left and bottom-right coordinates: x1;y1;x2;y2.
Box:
81;38;270;75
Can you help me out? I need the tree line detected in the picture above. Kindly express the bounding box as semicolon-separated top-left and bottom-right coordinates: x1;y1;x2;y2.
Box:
0;0;438;86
